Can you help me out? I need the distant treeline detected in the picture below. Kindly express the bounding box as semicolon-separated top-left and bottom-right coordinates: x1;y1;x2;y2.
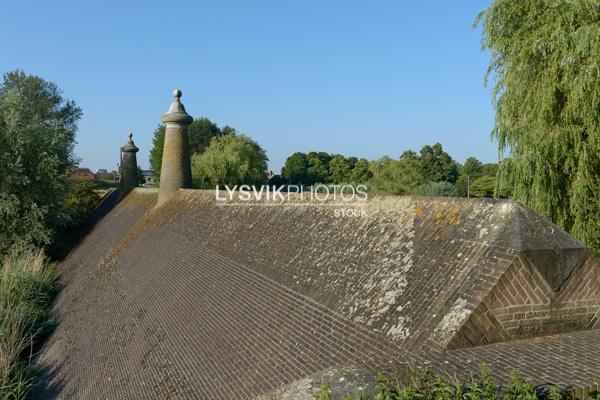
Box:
273;143;507;198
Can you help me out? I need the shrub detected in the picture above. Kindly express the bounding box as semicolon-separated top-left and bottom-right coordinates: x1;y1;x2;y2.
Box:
0;248;58;399
416;181;457;197
63;180;101;227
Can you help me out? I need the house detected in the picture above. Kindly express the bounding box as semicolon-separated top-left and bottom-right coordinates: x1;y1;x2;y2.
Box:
140;169;156;187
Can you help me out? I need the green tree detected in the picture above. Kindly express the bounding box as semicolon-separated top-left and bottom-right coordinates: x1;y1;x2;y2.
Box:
48;179;102;259
63;180;101;226
369;152;424;195
191;133;268;188
470;176;496;198
149;117;223;177
478;0;600;255
0;70;81;255
282;152;309;184
346;156;358;170
328;155;352;184
481;163;498;177
462;157;484;178
456;157;485;197
306;152;331;184
419;143;459;183
351;158;372;183
149;124;165;176
189;118;222;154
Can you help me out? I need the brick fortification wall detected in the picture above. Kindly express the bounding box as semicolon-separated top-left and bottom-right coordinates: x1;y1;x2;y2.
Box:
150;191;597;351
34;189;600;399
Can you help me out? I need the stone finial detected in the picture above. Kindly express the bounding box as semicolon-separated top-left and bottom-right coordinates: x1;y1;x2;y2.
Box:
162;89;193;124
120;133;140;196
157;89;193;206
121;133;139;153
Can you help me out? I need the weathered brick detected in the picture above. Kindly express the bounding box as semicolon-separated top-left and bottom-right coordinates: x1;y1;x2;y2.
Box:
33;190;600;399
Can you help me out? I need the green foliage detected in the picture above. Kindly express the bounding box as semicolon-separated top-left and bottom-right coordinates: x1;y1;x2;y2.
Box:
308;152;332;184
478;0;600;256
369;153;424;195
481;163;498;177
188;118;223;156
46;180;102;260
316;365;562;400
90;180;119;190
462;157;484;178
280;146;495;198
416;181;457;197
0;248;58;399
282;152;309;184
501;371;537;400
455;158;502;198
470;176;497;198
63;180;101;227
419;143;459;184
191;133;268;188
149;117;224;177
149;125;165;177
351;158;373;184
283;153;373;185
329;155;352;184
317;383;332;400
0;70;81;255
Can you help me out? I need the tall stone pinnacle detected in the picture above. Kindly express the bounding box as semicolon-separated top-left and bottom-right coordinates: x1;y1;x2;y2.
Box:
157;89;193;206
120;133;139;195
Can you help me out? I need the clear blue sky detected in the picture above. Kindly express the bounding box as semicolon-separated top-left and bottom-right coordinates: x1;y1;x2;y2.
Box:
1;0;496;172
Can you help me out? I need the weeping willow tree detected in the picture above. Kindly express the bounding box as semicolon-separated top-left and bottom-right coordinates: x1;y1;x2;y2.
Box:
478;0;600;256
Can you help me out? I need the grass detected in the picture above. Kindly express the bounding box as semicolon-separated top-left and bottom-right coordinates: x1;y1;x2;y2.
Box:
315;365;573;400
0;248;58;400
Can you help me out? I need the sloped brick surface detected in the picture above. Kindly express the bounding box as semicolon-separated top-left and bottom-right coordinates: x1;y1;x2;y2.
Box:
34;189;600;399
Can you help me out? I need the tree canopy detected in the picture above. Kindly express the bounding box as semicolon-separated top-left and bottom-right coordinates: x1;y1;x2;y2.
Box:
279;144;495;198
369;153;424;195
478;0;600;255
282;152;375;185
282;152;310;184
0;70;81;254
419;143;459;184
191;133;268;188
328;155;352;184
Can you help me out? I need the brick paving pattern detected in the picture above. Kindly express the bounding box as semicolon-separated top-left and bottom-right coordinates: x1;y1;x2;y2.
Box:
33;189;600;399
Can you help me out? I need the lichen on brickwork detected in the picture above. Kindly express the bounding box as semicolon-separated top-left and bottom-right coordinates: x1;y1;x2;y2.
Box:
36;189;600;399
433;298;471;345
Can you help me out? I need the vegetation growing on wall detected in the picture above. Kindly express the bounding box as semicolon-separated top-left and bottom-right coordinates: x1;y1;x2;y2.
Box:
316;366;566;400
